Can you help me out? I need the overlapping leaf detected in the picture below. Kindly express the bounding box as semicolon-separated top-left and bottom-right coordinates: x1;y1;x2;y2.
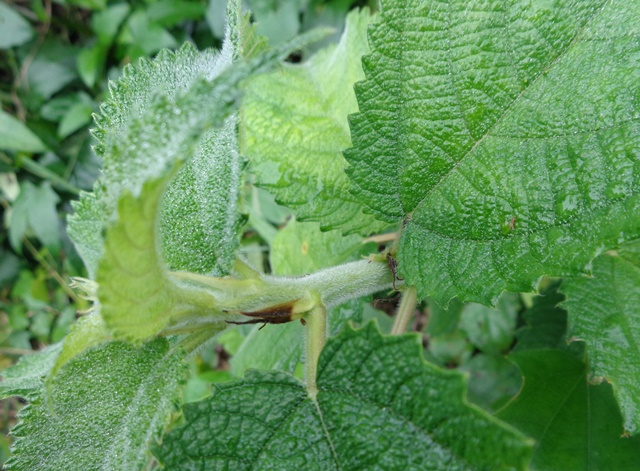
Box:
5;339;187;471
155;324;532;470
498;349;640;469
241;8;387;234
345;0;640;305
561;241;640;434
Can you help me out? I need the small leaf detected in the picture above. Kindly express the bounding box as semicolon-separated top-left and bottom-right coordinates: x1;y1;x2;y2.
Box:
91;3;130;45
9;181;60;253
77;44;106;88
0;3;33;49
498;349;640;469
57;100;94;138
242;8;387;235
155;324;532;470
5;339;187;471
514;281;567;352
0;110;47;153
561;242;640;434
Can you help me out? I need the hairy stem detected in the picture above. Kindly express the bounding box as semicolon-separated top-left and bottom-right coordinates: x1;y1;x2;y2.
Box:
391;286;418;335
305;301;326;399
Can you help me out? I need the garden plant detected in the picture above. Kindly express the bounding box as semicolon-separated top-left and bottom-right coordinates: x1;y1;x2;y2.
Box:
2;0;640;469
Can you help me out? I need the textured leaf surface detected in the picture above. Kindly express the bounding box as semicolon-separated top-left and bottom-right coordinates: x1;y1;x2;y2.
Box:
241;8;387;234
231;219;364;375
6;339;186;471
498;349;640;470
155;324;532;470
68;27;324;278
0;343;62;401
345;0;640;304
561;242;640;434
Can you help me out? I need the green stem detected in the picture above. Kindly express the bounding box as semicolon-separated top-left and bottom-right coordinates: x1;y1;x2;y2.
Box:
1;153;81;195
171;258;395;315
305;301;326;399
391;286;418;335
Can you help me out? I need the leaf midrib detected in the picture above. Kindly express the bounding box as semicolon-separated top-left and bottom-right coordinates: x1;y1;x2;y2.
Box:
405;1;610;221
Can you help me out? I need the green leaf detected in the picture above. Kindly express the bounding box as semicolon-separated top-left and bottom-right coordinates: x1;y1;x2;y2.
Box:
9;181;60;253
57;100;94;138
155;324;532;470
146;0;206;27
69;26;323;279
0;343;62;401
231;219;365;375
91;3;130;45
459;354;521;413
514;280;567;352
97;175;185;340
49;312;110;378
77;44;107;88
0;110;47;153
120;10;177;58
498;349;640;469
561;243;640;434
5;339;187;471
459;293;520;355
242;8;387;235
344;0;640;305
0;3;33;49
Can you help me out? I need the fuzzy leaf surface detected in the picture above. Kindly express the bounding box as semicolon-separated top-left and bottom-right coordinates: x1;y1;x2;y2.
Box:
241;8;387;234
345;0;640;304
68;28;326;279
561;242;640;434
155;324;532;470
0;343;62;401
6;339;187;471
498;349;640;469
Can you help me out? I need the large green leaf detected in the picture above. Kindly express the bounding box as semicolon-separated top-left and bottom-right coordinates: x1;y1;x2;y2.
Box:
498;349;640;470
561;242;640;434
345;0;640;305
241;8;387;235
155;324;532;470
0;110;46;153
5;339;187;471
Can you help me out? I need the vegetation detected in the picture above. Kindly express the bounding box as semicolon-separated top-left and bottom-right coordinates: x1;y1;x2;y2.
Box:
1;0;640;469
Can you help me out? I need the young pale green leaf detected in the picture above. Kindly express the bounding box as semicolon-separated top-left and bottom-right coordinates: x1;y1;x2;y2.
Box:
561;242;640;434
241;8;388;235
498;349;640;469
97;175;183;341
155;324;532;470
231;219;365;375
0;343;62;401
345;0;640;305
5;339;187;471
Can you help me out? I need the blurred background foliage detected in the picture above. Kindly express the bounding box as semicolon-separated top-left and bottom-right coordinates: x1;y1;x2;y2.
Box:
0;0;565;466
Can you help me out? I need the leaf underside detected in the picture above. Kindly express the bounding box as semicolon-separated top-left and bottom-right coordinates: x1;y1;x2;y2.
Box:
6;339;187;471
241;8;388;235
154;324;532;470
561;241;640;434
345;0;640;305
